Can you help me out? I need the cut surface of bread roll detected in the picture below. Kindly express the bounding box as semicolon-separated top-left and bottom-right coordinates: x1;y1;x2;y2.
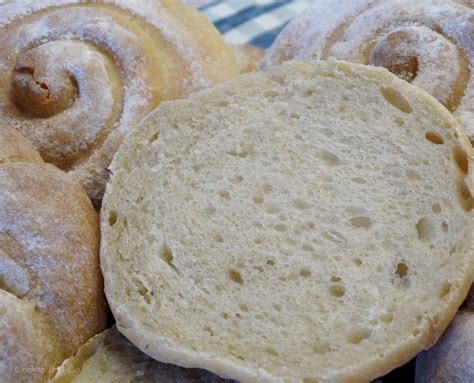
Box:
52;326;231;383
101;61;474;382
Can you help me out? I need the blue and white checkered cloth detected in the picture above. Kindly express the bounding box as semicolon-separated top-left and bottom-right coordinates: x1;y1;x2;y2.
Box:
192;0;314;49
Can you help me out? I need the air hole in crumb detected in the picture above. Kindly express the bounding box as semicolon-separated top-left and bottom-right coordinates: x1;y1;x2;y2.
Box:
307;221;315;229
380;87;413;113
274;223;287;232
425;132;444;145
265;89;279;97
416;217;436;241
108;211;118;226
292;198;311;210
441;221;448;232
322;128;334;137
266;259;276;266
253;194;264;204
264;203;280;214
439;282;452;298
302;243;314;252
265;347;278;357
305;89;316;97
313;343;331;354
352;177;367;184
330;276;341;283
273;304;282;311
453;147;468;175
406;169;421;181
203;326;214;336
159;244;179;273
137;283;151;304
320;150;340;166
228;270;243;285
254;237;263;244
412;328;421;337
218;190;230;199
329;284;346;297
346;328;371;344
395;262;408;278
432;203;442;214
354;258;363;266
323;230;346;243
213;234;224;243
300;268;311;277
380;313;394;324
254;265;264;272
349;216;373;229
221;312;229;319
394;117;405;127
214;100;229;107
232;175;244;183
239;303;249;312
457;179;473;212
148;132;159;143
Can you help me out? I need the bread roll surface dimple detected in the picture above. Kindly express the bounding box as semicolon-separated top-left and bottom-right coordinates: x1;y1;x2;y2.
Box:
101;61;474;382
52;326;232;383
0;163;108;382
0;124;43;164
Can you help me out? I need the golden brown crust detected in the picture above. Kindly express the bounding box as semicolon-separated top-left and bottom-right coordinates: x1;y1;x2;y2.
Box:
0;123;43;165
0;0;239;207
0;163;108;382
230;44;265;73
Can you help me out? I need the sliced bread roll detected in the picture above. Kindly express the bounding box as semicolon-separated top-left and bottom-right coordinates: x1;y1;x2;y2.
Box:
52;326;231;383
101;61;474;382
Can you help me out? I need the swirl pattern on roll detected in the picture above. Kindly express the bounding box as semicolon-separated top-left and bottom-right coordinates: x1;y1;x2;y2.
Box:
0;0;239;205
262;0;474;137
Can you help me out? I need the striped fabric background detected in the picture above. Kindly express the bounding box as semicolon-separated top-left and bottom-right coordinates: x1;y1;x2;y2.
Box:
188;0;314;48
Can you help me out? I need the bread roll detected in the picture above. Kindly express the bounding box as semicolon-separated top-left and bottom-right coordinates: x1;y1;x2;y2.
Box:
0;162;108;382
230;44;265;73
100;60;473;382
0;0;239;206
262;0;474;138
52;326;230;383
0;124;43;165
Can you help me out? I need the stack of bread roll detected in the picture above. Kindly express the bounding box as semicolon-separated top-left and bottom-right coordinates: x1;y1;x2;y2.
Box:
1;0;472;382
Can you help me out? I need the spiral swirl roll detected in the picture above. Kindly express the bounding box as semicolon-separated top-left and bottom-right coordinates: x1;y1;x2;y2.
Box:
263;0;474;138
0;0;239;205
